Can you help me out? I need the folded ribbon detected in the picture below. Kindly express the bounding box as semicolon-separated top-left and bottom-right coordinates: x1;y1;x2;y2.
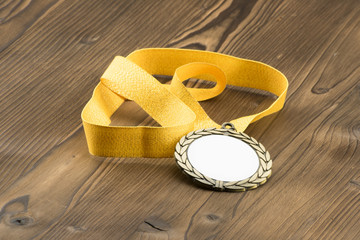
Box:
81;48;288;157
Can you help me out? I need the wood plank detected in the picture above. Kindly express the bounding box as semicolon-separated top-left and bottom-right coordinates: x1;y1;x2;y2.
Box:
0;0;359;239
0;0;62;51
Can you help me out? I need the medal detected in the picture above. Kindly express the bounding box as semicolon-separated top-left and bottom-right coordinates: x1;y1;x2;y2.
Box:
175;123;271;191
81;48;288;192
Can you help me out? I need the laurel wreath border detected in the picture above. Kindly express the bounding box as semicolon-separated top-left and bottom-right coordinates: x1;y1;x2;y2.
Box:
174;127;272;191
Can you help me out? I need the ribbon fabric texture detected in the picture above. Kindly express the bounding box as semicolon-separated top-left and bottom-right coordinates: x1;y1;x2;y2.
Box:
81;48;288;157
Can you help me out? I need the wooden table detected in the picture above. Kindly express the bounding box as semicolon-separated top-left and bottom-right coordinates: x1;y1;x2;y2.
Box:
0;0;359;239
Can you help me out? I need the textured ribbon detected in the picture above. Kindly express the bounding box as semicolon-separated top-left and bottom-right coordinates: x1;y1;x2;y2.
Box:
81;48;288;157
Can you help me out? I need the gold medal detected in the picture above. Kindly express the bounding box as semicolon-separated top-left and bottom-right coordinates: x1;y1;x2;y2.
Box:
175;123;272;191
82;48;287;192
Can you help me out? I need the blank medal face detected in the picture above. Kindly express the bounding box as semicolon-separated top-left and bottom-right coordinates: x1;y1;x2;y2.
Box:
187;135;259;182
175;127;272;191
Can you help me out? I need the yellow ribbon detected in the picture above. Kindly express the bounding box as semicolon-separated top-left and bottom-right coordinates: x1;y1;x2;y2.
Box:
81;48;288;157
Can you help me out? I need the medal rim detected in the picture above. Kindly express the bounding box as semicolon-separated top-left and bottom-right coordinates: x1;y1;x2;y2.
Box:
174;127;272;192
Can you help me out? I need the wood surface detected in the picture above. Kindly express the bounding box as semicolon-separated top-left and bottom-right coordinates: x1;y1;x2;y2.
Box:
0;0;359;239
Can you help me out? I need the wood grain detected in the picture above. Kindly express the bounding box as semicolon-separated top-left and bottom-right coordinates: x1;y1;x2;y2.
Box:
0;0;359;239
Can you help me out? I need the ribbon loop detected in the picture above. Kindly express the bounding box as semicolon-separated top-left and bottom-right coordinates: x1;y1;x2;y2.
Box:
171;62;227;101
82;48;288;157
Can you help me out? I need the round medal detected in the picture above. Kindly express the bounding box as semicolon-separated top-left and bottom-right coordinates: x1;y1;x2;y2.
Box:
174;123;272;191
